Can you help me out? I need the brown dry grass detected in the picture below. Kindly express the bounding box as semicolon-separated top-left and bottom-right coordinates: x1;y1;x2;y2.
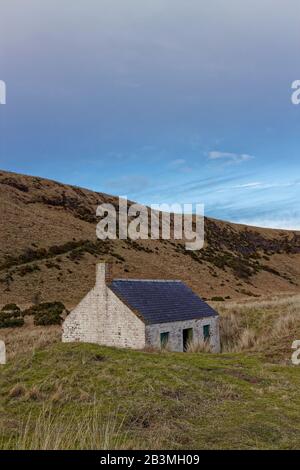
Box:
217;294;300;358
0;315;61;360
186;339;213;353
1;294;300;362
0;406;126;450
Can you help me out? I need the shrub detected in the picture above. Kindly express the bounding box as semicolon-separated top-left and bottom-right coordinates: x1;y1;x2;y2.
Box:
23;302;67;326
0;304;24;328
0;317;24;328
1;303;21;314
112;252;125;262
17;264;40;277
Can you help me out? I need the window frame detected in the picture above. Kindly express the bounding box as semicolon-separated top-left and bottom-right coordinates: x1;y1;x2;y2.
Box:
203;324;211;340
160;331;170;349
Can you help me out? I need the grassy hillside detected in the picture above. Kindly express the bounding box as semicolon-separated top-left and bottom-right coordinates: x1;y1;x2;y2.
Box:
1;342;300;450
1;169;300;308
1;295;300;450
1;170;300;450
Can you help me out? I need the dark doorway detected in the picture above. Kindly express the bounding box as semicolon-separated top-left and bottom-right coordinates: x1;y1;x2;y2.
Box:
183;328;193;352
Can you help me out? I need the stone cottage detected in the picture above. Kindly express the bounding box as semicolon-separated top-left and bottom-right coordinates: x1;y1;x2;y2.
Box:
62;262;220;352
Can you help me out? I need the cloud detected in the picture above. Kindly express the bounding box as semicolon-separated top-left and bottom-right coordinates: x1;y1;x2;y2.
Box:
208;151;254;164
106;175;150;194
216;181;262;193
168;158;193;173
221;180;300;192
169;158;186;166
233;182;262;189
237;218;300;231
206;196;300;231
136;173;246;201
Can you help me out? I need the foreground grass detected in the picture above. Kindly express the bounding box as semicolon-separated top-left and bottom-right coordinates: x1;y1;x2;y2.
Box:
1;294;300;449
0;342;300;449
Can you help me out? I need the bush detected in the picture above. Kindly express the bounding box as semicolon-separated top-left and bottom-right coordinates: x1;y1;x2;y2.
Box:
0;304;24;328
1;303;21;314
17;264;40;277
24;302;67;326
0;317;24;328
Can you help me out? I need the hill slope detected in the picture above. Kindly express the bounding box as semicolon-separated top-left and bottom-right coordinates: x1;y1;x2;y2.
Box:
0;169;300;307
1;341;300;449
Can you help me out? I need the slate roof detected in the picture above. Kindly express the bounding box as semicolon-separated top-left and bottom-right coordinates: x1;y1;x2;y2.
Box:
109;279;218;325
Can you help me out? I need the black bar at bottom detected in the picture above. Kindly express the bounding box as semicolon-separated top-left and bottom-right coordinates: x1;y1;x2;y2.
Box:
0;450;297;466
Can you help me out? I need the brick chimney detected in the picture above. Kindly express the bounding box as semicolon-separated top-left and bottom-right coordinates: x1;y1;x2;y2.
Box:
104;262;113;284
95;261;113;289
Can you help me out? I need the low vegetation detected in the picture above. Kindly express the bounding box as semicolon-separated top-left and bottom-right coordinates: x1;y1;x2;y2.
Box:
186;339;212;353
0;304;24;328
23;302;68;326
0;240;112;271
217;294;300;362
0;295;299;449
1;338;300;449
0;406;126;450
0;302;68;329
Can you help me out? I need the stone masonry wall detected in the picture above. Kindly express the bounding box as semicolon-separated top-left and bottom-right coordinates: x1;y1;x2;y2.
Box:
104;289;145;349
62;263;145;349
62;263;108;344
62;287;102;343
145;316;220;352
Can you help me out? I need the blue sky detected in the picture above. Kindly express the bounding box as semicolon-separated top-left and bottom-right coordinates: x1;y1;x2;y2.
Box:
0;0;300;229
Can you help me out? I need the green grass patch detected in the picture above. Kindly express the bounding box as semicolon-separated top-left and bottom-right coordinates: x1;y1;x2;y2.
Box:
1;343;300;449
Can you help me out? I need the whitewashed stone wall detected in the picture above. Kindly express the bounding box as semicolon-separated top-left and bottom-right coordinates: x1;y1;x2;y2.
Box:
145;316;220;352
104;289;145;349
62;287;102;343
62;263;145;349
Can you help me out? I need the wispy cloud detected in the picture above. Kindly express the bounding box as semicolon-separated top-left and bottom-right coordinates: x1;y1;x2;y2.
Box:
169;158;186;167
206;196;300;231
106;175;150;194
237;218;300;231
233;182;262;189
208;151;254;164
168;158;194;173
220;180;300;192
136;174;247;201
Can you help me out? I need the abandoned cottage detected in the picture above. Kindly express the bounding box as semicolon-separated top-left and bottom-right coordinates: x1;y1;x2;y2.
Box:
62;262;220;352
